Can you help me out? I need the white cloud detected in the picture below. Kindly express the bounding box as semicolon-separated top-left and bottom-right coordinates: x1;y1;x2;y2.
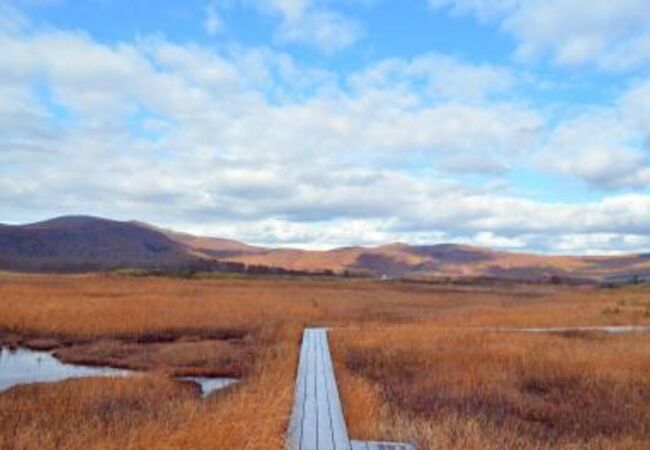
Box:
0;28;531;206
204;2;223;35
276;8;361;52
216;217;393;249
428;0;517;22
466;231;527;249
529;73;650;191
552;233;650;255
1;18;649;254
429;0;650;71
258;0;310;20
538;109;650;189
620;77;650;132
0;3;28;33
390;191;650;237
242;0;362;52
347;53;514;101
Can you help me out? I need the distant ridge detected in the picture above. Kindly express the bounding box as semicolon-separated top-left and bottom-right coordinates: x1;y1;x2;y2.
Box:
0;216;192;272
1;215;649;283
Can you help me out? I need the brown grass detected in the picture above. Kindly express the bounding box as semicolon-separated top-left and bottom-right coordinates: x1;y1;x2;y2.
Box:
0;273;649;449
333;326;650;449
53;339;251;377
0;339;297;450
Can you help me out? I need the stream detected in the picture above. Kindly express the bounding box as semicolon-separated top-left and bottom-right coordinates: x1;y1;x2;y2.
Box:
0;346;237;397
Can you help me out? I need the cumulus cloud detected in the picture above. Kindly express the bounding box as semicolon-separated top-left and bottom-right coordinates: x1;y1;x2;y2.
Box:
0;27;530;212
276;8;361;52
204;2;223;35
538;109;650;189
551;233;650;255
530;73;650;190
347;53;515;101
1;11;649;254
238;0;362;52
429;0;650;71
620;77;650;132
0;2;28;33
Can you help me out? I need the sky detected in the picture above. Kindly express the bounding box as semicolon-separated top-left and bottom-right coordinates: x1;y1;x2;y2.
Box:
1;0;650;254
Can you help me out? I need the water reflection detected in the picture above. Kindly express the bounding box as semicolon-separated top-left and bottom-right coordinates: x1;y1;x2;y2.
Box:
493;326;650;334
0;347;130;393
181;376;238;397
0;347;237;397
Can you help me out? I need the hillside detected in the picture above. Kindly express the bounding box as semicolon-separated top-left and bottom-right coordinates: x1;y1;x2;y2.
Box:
0;216;194;272
1;215;649;282
222;242;650;282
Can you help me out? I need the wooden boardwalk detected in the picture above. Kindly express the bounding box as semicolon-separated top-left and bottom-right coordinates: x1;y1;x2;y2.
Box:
286;328;415;450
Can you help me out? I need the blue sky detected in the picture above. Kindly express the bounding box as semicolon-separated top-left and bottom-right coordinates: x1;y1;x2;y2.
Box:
1;0;650;253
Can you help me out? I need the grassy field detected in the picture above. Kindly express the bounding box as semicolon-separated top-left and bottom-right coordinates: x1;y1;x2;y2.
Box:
0;273;649;449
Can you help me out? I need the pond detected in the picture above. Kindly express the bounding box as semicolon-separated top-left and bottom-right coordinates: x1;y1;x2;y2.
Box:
181;376;238;397
0;346;237;397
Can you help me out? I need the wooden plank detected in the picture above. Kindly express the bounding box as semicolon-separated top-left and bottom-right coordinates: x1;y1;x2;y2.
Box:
351;442;369;450
286;329;311;449
316;329;335;450
287;328;352;450
301;330;318;449
287;328;416;450
321;329;351;449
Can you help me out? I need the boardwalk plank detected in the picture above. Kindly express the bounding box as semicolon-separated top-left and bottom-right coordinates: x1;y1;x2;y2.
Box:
301;331;318;449
321;330;350;450
286;328;416;450
316;330;335;450
287;329;311;449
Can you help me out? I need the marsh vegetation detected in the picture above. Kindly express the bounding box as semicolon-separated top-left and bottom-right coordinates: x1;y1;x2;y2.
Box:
0;274;649;449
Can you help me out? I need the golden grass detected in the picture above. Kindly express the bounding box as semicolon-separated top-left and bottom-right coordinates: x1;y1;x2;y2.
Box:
0;338;298;450
53;338;252;377
333;327;650;449
0;375;197;450
0;273;649;449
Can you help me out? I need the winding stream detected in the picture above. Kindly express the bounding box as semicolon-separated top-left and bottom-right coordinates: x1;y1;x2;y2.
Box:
0;346;236;397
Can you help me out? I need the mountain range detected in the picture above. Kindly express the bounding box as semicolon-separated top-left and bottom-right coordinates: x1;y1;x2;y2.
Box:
1;215;649;283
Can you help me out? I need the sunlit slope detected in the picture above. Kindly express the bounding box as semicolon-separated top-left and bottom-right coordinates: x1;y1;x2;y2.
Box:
1;215;649;281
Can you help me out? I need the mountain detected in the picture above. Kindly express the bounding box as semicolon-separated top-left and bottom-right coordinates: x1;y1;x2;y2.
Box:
1;215;649;282
0;216;193;272
221;241;650;282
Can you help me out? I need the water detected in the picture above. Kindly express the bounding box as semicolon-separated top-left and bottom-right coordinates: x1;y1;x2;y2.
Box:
516;326;650;334
482;326;650;334
181;376;238;397
0;347;237;397
0;347;130;393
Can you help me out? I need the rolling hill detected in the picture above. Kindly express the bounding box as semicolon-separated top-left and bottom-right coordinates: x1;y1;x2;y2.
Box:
1;215;649;283
0;216;194;272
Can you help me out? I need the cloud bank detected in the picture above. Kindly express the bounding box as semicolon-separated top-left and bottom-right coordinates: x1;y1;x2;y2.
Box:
1;2;649;254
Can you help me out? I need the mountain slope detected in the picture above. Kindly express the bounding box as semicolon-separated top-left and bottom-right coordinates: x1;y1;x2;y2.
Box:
0;216;195;272
1;215;649;282
221;242;650;282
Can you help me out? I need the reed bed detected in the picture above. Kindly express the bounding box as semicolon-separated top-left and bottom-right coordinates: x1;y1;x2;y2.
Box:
333;326;650;449
0;273;648;449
